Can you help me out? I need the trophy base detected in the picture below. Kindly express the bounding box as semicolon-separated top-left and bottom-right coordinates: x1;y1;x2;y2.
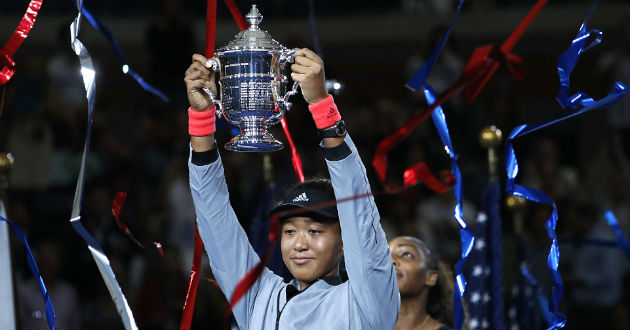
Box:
224;138;284;152
224;117;284;152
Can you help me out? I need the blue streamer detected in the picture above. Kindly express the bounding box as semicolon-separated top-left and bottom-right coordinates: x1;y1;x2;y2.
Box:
504;4;629;326
520;211;628;329
425;86;474;330
520;261;558;329
0;217;56;330
505;128;566;330
556;2;602;110
402;2;469;326
80;7;170;103
406;0;465;91
603;210;630;260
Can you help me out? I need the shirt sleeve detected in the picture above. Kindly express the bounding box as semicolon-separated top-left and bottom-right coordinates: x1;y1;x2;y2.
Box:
188;146;279;328
322;135;400;329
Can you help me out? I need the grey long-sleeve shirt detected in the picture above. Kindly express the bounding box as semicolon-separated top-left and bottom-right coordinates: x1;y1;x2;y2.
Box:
188;134;400;329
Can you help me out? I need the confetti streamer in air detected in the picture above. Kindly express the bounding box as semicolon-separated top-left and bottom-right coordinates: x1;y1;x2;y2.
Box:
68;0;137;328
80;7;169;102
0;216;56;330
0;0;44;85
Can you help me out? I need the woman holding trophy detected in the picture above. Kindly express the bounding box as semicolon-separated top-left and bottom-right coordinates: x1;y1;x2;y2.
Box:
183;6;399;328
184;45;400;329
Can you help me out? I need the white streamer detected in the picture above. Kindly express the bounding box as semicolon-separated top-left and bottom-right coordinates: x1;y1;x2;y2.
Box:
69;1;137;329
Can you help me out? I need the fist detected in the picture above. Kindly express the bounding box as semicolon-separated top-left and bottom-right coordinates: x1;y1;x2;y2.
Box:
184;54;217;111
290;48;328;104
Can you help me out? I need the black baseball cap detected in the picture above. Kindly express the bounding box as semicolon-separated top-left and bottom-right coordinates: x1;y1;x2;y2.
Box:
269;181;339;223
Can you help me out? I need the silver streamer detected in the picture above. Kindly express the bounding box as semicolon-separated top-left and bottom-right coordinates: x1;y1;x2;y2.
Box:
69;2;137;329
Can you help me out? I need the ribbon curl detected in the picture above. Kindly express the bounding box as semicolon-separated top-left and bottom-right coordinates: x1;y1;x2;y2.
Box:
379;2;549;328
556;3;602;110
504;4;628;328
68;0;137;328
505;135;565;329
0;0;43;85
375;0;546;193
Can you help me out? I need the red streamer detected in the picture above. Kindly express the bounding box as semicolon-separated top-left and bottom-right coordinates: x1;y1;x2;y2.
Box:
223;0;248;30
179;223;204;330
460;0;546;102
222;215;279;329
0;0;43;85
111;190;165;256
373;0;547;193
281;118;305;183
403;163;455;193
180;1;216;328
204;0;217;58
111;190;144;247
111;190;126;222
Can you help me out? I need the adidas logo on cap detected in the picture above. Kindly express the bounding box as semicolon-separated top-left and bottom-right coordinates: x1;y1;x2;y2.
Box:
292;192;309;202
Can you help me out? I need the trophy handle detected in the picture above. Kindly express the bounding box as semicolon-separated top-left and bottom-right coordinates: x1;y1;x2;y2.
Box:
203;57;228;121
270;48;300;124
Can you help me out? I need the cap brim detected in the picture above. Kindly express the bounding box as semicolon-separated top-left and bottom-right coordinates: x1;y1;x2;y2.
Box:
269;202;338;221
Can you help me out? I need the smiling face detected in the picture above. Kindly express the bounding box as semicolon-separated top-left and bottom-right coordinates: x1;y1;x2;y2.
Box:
281;216;343;289
388;236;437;297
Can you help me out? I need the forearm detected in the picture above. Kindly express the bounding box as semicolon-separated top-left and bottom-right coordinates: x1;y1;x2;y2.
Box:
322;136;345;148
191;135;215;152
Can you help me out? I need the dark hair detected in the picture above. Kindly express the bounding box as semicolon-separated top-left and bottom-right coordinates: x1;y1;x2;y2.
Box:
413;239;455;329
277;177;338;225
427;262;455;328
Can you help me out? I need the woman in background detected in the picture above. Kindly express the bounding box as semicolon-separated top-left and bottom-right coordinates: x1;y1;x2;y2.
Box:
389;236;455;330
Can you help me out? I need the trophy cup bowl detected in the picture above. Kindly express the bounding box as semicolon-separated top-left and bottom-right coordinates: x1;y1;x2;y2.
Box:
203;5;299;152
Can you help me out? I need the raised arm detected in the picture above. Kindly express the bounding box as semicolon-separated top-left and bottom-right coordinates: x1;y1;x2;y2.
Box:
184;54;277;328
291;49;400;328
325;133;400;329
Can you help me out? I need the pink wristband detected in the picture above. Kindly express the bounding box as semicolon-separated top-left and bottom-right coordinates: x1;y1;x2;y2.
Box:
308;94;341;129
188;106;216;136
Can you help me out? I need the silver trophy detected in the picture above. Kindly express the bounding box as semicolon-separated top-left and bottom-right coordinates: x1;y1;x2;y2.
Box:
204;5;299;152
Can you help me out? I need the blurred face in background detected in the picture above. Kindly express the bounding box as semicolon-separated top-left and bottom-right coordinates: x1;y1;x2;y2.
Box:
389;236;437;297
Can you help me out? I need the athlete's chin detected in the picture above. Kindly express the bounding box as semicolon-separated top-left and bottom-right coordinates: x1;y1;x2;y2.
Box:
290;267;318;282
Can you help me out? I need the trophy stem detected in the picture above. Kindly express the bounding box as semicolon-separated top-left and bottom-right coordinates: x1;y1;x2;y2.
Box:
224;116;284;152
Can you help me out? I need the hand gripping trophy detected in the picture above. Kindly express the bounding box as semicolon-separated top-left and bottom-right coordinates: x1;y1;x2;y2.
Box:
204;5;299;152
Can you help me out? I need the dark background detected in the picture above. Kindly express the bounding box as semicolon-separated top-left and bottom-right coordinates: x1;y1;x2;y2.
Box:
1;0;628;329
